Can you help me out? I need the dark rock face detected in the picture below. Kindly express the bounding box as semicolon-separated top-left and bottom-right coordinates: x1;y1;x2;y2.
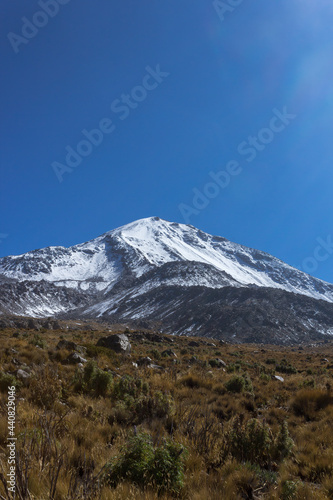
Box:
96;334;131;353
93;285;333;345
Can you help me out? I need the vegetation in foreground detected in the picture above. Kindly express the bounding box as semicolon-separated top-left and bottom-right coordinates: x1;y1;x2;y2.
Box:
0;326;333;499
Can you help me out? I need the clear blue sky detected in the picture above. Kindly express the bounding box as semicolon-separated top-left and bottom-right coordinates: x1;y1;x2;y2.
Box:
1;0;333;283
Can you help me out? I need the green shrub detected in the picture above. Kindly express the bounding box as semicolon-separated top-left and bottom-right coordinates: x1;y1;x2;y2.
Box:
104;432;186;495
112;375;149;401
260;373;271;382
276;359;297;374
93;370;113;397
149;349;161;361
0;372;18;392
226;362;241;373
274;421;294;460
73;360;113;397
300;378;315;388
29;333;46;349
225;375;245;393
226;417;272;467
84;343;119;364
109;383;174;425
225;418;293;468
280;480;299;499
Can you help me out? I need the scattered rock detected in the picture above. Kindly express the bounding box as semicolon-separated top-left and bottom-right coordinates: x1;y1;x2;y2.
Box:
16;369;31;384
189;341;200;347
215;359;227;368
137;357;153;367
149;364;164;371
66;352;87;364
96;334;131;354
274;375;284;382
321;358;329;363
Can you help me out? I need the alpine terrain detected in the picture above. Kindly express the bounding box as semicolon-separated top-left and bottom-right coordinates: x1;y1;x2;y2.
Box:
1;216;333;344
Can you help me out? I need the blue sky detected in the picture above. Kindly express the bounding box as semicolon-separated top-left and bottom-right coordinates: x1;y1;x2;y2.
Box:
1;0;333;283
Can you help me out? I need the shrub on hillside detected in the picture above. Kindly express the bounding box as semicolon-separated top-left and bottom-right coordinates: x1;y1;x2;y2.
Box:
0;372;18;392
224;417;293;468
29;333;46;349
276;359;297;374
291;388;332;420
104;431;186;495
225;375;245;393
29;365;62;409
73;360;113;397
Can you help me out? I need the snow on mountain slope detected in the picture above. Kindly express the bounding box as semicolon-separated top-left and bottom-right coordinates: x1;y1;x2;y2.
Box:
1;216;333;316
106;217;333;302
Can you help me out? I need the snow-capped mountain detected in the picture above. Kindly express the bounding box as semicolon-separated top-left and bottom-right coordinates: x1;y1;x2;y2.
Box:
1;217;333;344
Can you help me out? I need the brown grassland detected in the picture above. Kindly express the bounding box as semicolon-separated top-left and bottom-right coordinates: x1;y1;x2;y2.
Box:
0;326;333;499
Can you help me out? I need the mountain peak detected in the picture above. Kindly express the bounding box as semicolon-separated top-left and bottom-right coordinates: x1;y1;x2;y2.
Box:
1;217;333;344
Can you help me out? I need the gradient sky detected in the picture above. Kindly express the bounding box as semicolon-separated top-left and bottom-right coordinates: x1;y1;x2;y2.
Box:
1;0;333;283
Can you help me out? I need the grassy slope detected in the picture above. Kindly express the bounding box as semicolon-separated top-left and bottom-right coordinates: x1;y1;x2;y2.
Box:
0;326;333;499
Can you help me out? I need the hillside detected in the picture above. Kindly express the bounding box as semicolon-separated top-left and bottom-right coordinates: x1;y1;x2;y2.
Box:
0;326;333;499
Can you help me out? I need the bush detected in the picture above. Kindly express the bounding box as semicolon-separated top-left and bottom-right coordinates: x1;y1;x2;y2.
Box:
225;417;293;468
280;479;299;499
29;333;46;349
109;378;174;425
93;370;113;397
226;362;241;373
179;374;205;389
0;372;18;392
74;360;113;397
274;420;294;460
260;373;271;382
84;343;119;364
104;432;186;495
226;417;272;467
29;366;62;409
291;389;332;420
112;375;149;401
276;359;297;374
225;375;245;393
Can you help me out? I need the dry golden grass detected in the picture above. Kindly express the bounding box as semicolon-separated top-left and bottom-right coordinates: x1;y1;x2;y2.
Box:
0;327;332;499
